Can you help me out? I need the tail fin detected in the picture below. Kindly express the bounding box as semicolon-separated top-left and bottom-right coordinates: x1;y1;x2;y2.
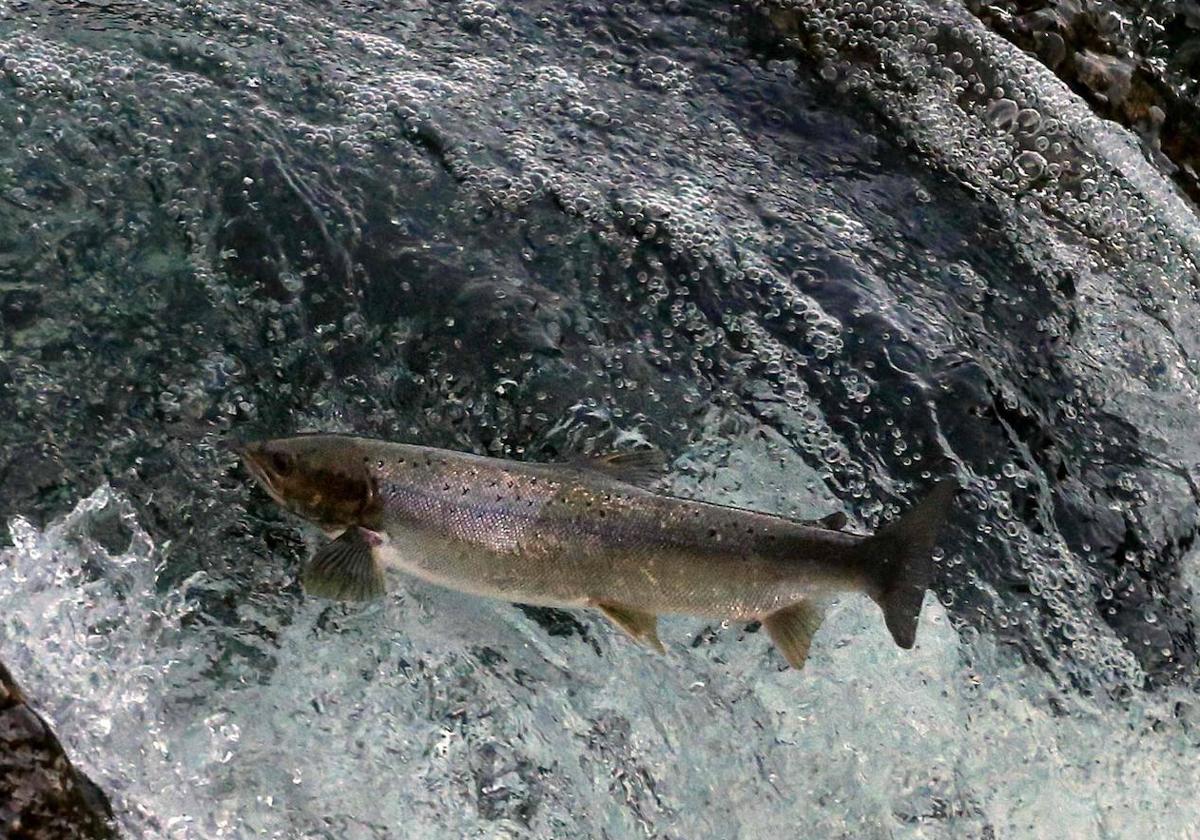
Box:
863;479;958;649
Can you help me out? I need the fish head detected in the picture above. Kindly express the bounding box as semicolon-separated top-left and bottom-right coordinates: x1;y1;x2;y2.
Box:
239;435;379;531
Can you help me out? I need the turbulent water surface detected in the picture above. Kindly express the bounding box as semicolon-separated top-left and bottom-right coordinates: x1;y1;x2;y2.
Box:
2;0;1200;837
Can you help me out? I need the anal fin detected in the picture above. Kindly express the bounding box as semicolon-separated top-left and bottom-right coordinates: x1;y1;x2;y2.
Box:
302;527;387;601
764;600;825;669
597;603;665;653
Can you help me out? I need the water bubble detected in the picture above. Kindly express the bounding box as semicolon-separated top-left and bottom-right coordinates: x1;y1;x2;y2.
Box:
985;98;1019;132
1014;150;1047;179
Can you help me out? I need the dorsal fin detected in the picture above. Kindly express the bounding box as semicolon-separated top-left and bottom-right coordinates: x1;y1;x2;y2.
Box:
577;448;667;488
815;511;848;531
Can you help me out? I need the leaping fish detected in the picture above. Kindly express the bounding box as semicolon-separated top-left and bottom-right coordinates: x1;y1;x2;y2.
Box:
239;434;957;669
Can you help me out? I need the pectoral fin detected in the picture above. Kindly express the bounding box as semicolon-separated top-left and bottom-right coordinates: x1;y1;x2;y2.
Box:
597;603;665;653
302;527;387;601
764;600;826;669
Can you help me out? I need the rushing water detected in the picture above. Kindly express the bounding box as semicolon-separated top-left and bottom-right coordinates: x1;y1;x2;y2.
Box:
2;0;1199;836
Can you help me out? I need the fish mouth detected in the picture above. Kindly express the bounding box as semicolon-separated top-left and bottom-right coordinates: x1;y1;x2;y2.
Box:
239;443;285;502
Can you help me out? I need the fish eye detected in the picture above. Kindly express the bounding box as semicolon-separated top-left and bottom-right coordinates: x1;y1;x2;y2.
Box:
270;451;294;475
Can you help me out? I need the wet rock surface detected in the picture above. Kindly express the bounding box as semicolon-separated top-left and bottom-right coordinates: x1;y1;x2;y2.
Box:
1;0;1199;835
744;0;1200;207
0;0;1195;690
965;0;1200;208
740;0;1200;687
0;661;116;840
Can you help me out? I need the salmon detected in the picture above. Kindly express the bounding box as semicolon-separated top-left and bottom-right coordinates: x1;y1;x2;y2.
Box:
240;434;957;668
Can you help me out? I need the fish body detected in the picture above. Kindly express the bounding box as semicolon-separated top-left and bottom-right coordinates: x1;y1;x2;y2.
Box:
241;434;956;668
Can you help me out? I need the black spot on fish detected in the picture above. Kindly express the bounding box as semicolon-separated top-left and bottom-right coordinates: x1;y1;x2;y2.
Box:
708;527;718;538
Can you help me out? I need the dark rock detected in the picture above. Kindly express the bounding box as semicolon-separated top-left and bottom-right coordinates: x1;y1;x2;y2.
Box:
0;661;117;840
1074;49;1134;107
1;289;41;333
